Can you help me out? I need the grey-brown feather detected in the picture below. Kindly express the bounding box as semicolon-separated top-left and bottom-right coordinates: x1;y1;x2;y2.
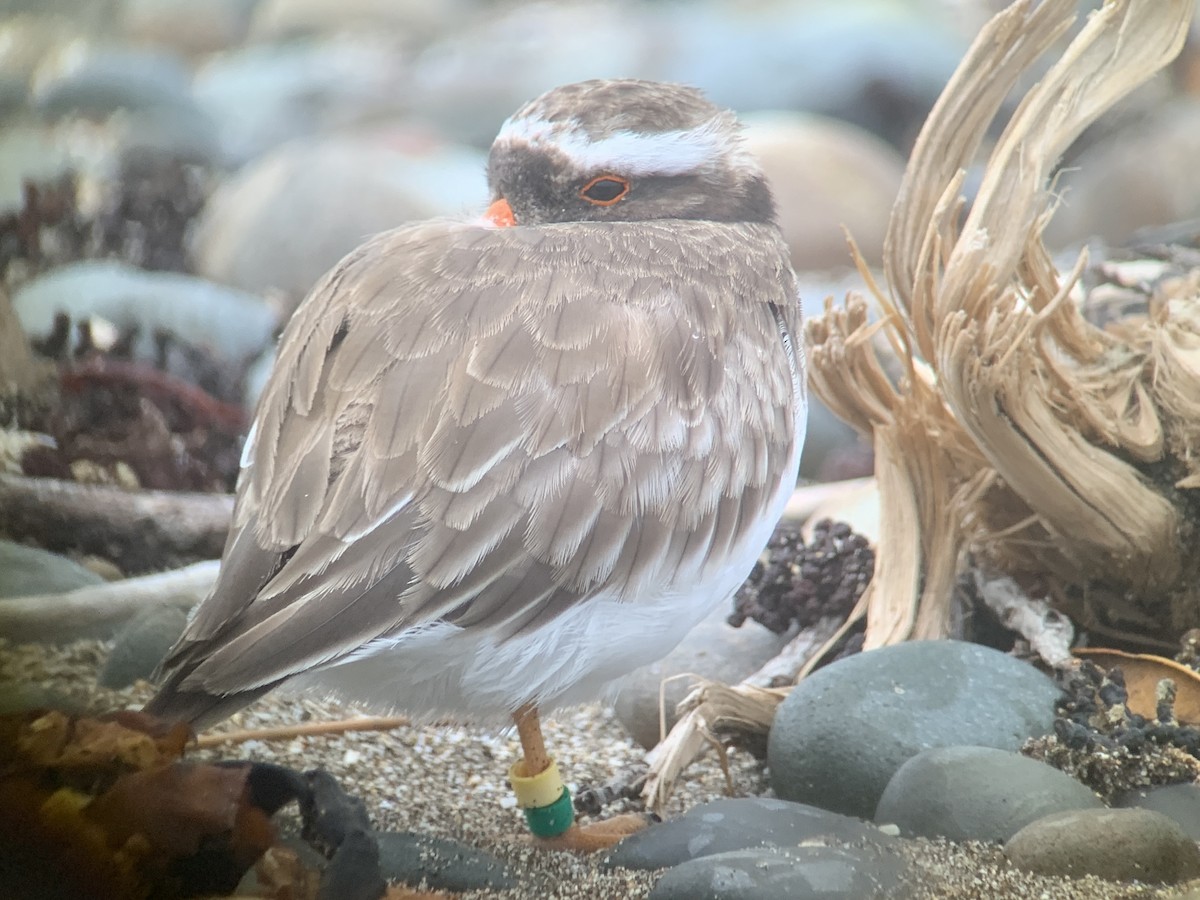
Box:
150;217;799;720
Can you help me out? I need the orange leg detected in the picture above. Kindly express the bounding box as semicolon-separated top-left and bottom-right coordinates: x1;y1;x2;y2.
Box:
511;704;651;852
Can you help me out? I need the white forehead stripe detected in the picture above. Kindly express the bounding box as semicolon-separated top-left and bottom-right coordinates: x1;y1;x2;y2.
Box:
495;113;757;177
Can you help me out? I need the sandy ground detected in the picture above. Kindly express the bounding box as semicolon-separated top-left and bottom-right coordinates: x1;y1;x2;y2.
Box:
2;639;1192;899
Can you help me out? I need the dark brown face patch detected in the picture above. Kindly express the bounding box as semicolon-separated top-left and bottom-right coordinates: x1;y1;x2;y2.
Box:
489;80;777;227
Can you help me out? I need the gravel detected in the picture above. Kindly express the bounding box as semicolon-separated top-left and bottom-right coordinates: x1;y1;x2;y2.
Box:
0;638;1192;899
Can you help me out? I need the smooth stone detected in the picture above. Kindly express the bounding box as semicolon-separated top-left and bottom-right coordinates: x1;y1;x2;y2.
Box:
121;0;258;55
1006;808;1200;884
647;845;908;900
408;1;661;147
660;3;965;150
31;47;198;120
248;0;467;42
0;683;84;715
1046;98;1200;248
373;831;516;892
767;640;1061;819
190;131;486;311
0;541;104;598
743;112;904;272
1115;784;1200;841
875;746;1104;841
99;605;189;688
612;602;790;749
13;260;279;378
193;37;408;164
603;797;891;871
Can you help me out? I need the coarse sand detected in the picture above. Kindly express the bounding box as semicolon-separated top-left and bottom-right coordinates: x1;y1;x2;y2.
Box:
2;640;1192;899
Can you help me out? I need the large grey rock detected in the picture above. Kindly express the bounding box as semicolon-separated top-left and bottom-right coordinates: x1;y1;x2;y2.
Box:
613;603;790;749
122;0;258;55
373;831;515;892
100;605;189;689
648;846;909;900
191;131;486;312
193;38;409;164
767;640;1061;819
1006;808;1200;884
31;47;198;120
13;261;278;396
742;112;904;272
1115;784;1200;841
874;746;1103;841
1046;99;1200;248
0;541;103;598
603;797;891;872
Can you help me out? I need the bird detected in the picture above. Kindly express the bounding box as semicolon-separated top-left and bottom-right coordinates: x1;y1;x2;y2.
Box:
147;78;806;851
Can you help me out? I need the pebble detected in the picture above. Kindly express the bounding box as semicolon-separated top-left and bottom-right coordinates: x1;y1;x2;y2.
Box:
1115;784;1200;841
373;830;516;892
612;604;790;750
99;605;189;688
874;746;1104;841
603;797;891;871
742;111;905;272
647;845;910;900
190;131;487;310
1005;808;1200;884
0;540;104;598
767;640;1062;819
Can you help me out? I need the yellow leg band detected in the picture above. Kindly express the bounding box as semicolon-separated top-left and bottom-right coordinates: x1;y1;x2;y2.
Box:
509;757;566;809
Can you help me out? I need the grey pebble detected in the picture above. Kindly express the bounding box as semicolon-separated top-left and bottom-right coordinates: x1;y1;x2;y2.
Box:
647;845;909;900
767;640;1061;819
0;540;103;598
373;830;516;892
1115;783;1200;841
1006;807;1200;884
99;605;189;688
874;745;1103;841
603;797;891;871
32;47;197;120
613;603;789;749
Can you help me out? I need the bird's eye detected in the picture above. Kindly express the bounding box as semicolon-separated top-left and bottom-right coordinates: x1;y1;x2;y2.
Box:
579;175;630;206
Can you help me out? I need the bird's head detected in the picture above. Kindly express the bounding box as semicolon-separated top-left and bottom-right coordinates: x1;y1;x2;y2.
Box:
485;79;775;227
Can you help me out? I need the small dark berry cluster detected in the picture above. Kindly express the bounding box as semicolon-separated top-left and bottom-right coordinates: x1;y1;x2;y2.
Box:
729;519;874;634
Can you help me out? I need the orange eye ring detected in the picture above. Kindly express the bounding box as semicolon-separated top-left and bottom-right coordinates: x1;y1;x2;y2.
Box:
579;174;630;206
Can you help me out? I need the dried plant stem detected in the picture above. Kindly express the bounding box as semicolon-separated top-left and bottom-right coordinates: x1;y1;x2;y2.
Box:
196;715;412;749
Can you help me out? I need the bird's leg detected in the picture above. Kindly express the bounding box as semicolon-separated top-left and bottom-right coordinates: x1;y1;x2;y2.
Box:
510;704;651;852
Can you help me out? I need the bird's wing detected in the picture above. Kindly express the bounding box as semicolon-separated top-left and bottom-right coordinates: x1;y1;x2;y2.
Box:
161;219;800;697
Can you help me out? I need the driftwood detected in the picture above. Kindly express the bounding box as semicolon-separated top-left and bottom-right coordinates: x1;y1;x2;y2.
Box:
645;0;1196;810
0;560;218;643
807;0;1196;650
0;474;232;573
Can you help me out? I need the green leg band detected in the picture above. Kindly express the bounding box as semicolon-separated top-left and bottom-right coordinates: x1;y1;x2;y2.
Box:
522;786;575;838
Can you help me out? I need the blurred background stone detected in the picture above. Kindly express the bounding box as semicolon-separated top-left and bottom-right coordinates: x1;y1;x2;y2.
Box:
190;129;487;310
743;111;905;272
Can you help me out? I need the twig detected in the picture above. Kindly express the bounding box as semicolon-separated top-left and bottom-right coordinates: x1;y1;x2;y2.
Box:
0;559;218;642
196;715;412;749
0;473;232;572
